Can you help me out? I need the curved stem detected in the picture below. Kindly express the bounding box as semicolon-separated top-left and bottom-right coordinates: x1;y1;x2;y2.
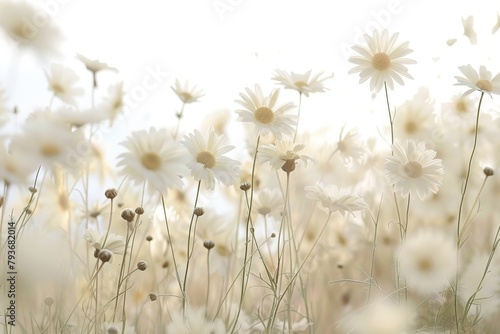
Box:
293;92;303;143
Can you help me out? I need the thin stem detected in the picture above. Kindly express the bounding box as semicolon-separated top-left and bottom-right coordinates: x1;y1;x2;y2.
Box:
205;249;211;315
182;180;202;312
231;135;260;334
454;91;484;333
293;92;303;143
384;81;395;148
173;102;186;140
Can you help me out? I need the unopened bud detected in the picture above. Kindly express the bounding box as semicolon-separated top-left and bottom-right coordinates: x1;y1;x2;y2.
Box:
146;235;153;242
149;293;157;301
105;188;118;199
240;182;251;191
270;233;276;238
121;208;135;222
135;207;144;215
28;187;37;194
44;296;54;306
203;240;215;250
137;260;147;271
98;249;113;263
194;207;205;217
483;166;494;177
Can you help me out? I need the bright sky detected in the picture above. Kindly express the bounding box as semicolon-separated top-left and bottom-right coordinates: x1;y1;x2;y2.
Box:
2;0;500;142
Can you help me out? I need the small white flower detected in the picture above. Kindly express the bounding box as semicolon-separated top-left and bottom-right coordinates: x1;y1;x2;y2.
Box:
305;182;367;216
348;30;416;93
235;84;296;140
171;79;204;103
166;305;226;334
336;126;364;163
101;82;125;125
462;16;477;45
259;140;314;172
45;64;84;105
253;187;284;220
181;128;240;190
398;229;456;294
83;229;125;255
272;69;332;97
117;127;189;194
455;65;500;96
384;140;444;200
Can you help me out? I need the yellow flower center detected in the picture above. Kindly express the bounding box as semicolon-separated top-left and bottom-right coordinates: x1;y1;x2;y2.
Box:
405;121;418;134
179;92;193;102
196;151;216;168
372;52;391;71
41;144;61;157
294;80;308;88
476;79;493;92
254;106;275;124
51;83;65;94
404;160;423;178
455;99;468;113
258;207;271;216
417;257;433;272
141;152;162;170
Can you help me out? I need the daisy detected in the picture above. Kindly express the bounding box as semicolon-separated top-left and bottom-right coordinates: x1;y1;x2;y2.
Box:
44;64;84;105
117;127;189;194
272;69;332;97
83;229;126;256
336;126;364;163
0;2;63;58
181;128;240;190
77;53;118;75
101;82;125;125
171;79;204;103
259;140;314;172
166;305;226;334
454;65;500;96
253;187;284;220
384;140;444;200
462;16;477;45
235;84;296;139
348;30;416;93
305;182;367;216
398;229;456;294
10;110;89;170
0;141;34;185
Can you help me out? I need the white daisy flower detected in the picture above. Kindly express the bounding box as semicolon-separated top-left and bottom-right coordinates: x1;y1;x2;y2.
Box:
101;82;125;125
398;229;456;294
259;140;314;172
10;111;90;170
77;53;118;75
44;64;84;105
336;126;364;163
0;141;34;185
253;187;284;220
344;300;407;334
171;79;204;103
348;30;416;93
462;16;477;45
117;127;189;194
272;69;332;97
0;2;63;58
235;84;296;140
305;182;367;216
384;140;444;200
455;65;500;96
83;229;126;255
166;305;226;334
181;128;240;190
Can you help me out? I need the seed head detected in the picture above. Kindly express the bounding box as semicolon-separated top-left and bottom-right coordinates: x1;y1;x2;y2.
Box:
194;207;205;217
135;206;145;215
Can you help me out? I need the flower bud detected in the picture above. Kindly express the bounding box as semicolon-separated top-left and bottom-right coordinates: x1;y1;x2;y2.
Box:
194;207;205;217
483;166;494;177
135;207;145;215
98;249;113;263
149;293;157;301
240;182;251;191
203;240;215;250
121;208;135;222
146;235;153;242
137;260;147;271
105;188;118;199
44;296;55;306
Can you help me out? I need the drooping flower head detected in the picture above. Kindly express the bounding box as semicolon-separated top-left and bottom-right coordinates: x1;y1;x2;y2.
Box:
235;84;296;139
181;128;240;190
348;30;416;93
384;140;444;200
455;65;500;97
259;140;314;173
44;64;84;105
